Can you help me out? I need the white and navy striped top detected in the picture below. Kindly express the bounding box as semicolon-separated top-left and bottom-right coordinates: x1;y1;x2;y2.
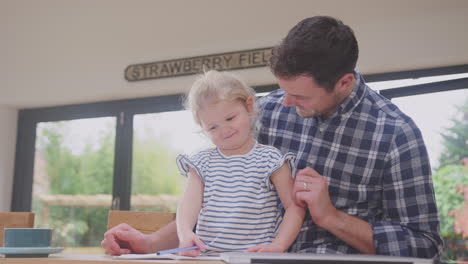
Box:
176;142;295;253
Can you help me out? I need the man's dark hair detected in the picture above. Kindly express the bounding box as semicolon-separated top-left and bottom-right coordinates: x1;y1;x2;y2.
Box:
270;16;359;92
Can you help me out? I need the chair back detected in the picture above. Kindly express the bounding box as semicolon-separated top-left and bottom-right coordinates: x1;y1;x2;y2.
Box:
0;212;35;246
107;210;175;234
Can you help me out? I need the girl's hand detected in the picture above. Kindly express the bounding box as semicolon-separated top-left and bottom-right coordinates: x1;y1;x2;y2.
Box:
245;243;286;253
178;232;206;257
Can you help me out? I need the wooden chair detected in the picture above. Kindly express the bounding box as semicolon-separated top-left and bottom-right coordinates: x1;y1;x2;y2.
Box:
107;210;175;234
0;212;35;246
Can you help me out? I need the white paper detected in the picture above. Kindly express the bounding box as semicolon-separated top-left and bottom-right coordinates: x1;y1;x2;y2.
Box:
113;253;222;261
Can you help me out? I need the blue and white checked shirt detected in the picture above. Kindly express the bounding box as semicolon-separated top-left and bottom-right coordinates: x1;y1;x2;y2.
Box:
257;73;442;258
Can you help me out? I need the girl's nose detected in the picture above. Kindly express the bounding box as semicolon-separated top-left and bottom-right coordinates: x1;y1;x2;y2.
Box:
220;126;232;137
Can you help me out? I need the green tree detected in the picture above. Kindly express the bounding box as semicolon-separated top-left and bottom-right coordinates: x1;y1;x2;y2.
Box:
132;135;183;196
433;165;468;235
41;124;81;195
438;98;468;169
432;97;468;261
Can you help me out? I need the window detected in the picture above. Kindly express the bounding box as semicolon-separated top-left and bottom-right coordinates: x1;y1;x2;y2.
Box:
11;65;468;255
368;73;468;169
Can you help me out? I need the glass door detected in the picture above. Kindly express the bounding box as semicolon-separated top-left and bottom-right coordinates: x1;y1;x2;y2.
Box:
32;117;116;253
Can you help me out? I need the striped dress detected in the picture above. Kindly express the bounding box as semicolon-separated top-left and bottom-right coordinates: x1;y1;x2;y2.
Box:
176;142;295;253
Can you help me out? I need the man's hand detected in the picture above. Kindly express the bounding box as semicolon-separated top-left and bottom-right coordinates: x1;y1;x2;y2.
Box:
101;223;150;256
293;167;338;228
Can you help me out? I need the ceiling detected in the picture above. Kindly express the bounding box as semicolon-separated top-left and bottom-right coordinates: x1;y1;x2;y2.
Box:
1;0;468;109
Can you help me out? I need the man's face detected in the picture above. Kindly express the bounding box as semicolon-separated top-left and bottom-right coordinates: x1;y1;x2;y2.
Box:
277;75;341;119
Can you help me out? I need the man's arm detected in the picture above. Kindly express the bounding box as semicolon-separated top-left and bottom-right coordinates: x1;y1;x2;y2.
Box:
321;208;376;254
369;122;442;257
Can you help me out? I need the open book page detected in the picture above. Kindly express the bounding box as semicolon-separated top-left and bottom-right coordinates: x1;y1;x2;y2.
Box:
113;253;222;261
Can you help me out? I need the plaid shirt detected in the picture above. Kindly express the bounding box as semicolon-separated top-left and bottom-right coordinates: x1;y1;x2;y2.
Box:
257;73;442;258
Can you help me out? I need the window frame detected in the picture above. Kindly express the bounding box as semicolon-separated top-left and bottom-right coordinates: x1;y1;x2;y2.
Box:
11;95;183;211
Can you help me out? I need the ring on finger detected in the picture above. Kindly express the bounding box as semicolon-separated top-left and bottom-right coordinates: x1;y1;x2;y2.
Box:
303;182;308;191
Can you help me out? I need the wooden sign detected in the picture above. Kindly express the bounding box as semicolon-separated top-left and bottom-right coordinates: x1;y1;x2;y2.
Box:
125;47;272;81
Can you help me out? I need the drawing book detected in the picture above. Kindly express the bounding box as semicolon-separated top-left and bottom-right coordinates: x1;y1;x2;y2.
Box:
113;253;221;261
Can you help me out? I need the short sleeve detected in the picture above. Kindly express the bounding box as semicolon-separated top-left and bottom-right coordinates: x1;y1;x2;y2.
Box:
176;154;205;182
264;151;296;190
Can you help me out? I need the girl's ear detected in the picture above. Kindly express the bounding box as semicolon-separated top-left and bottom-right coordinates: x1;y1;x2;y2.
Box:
245;96;255;114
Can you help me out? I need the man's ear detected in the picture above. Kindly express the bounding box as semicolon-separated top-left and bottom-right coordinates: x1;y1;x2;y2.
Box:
335;73;355;93
245;96;255;114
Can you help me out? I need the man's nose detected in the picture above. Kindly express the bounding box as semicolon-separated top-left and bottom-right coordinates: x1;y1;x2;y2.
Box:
282;95;294;107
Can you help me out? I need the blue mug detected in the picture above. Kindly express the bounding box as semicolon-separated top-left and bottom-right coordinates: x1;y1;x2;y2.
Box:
4;228;52;248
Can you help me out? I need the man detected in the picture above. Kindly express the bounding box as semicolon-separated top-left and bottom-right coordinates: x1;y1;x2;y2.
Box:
101;16;442;258
259;16;441;257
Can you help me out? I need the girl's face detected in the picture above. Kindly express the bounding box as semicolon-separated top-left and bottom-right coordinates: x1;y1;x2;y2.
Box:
198;97;255;156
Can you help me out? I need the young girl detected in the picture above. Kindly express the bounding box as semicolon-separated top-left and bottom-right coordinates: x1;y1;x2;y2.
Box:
176;70;305;256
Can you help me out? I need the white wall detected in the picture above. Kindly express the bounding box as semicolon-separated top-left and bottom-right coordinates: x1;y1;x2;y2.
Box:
2;0;468;109
0;108;17;211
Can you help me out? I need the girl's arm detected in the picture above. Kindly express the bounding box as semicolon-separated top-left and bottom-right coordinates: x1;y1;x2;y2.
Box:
248;163;305;252
176;167;206;256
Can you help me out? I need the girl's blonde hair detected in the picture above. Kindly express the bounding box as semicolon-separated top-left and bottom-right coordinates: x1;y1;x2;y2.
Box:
185;70;257;126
